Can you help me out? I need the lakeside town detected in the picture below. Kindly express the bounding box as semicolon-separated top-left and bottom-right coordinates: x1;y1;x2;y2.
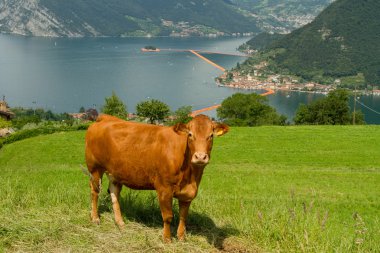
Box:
216;61;380;96
161;20;254;37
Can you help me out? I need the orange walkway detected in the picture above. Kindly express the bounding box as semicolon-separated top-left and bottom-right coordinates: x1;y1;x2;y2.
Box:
159;48;249;57
189;50;226;72
191;104;222;117
190;88;275;117
197;51;249;57
260;88;275;96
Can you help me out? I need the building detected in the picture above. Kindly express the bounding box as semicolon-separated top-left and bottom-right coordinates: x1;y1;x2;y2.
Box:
0;97;14;121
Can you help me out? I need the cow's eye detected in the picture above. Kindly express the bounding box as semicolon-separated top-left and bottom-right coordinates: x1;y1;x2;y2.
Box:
188;131;193;138
208;133;214;140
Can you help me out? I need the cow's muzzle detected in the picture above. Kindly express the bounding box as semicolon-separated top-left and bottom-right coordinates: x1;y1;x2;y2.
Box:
192;152;209;165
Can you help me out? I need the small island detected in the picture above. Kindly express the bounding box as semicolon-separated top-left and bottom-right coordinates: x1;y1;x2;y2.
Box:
141;46;160;52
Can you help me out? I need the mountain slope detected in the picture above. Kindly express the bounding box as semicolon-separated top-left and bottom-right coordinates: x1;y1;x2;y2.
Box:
251;0;380;85
231;0;335;33
240;32;285;51
0;0;260;37
0;0;99;37
0;0;337;37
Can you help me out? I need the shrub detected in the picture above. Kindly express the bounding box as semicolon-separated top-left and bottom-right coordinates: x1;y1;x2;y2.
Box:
0;118;12;129
0;122;91;149
10;107;79;129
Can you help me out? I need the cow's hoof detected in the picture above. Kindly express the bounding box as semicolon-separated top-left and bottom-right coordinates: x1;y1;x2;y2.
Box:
163;236;172;243
177;234;186;242
116;221;126;230
91;217;100;225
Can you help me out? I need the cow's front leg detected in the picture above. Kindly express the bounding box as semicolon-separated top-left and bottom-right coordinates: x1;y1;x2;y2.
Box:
157;188;174;243
177;201;191;241
107;175;125;228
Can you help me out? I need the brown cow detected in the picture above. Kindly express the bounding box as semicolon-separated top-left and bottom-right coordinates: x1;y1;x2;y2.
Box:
85;114;228;242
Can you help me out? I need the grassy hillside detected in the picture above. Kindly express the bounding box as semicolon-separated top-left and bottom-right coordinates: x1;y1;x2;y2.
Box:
0;127;379;252
239;32;286;50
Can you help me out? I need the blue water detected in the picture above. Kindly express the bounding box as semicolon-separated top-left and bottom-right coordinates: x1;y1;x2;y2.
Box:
1;35;379;123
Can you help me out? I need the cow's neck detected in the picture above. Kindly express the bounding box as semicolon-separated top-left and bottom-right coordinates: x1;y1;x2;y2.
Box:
174;146;207;201
180;148;205;188
189;163;205;186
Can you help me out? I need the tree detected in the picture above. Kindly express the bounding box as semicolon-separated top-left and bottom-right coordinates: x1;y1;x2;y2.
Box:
101;92;128;120
171;106;193;125
79;106;85;113
294;89;365;125
226;72;234;82
136;99;170;124
217;93;286;126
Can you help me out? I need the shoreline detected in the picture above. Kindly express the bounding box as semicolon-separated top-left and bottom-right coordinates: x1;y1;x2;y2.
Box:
0;32;254;39
218;82;379;96
190;83;380;117
218;83;330;95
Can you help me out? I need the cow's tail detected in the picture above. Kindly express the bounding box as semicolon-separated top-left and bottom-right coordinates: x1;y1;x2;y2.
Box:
80;164;93;180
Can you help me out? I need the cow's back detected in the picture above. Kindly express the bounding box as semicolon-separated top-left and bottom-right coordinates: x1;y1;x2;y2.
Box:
85;115;187;189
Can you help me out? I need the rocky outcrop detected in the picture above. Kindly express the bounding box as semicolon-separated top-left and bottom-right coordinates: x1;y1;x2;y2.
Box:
0;0;100;37
0;127;14;137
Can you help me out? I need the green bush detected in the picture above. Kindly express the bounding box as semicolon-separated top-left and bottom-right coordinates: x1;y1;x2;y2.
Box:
0;118;12;129
0;122;91;149
10;107;79;129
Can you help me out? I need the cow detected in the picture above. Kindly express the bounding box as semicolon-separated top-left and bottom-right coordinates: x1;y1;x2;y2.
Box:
85;114;229;242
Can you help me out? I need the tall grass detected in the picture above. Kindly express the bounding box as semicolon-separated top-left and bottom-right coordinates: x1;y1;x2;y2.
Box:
0;126;379;252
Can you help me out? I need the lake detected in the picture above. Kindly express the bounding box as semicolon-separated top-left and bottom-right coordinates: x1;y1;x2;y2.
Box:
1;34;379;123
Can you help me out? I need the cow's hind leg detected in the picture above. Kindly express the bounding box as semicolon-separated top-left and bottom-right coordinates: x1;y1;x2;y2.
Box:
90;169;103;224
107;174;125;228
177;201;191;241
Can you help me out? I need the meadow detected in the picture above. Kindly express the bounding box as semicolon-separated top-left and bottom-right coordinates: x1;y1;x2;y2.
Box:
0;126;379;252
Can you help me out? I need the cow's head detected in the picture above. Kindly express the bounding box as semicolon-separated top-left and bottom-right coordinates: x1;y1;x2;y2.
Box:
174;114;229;166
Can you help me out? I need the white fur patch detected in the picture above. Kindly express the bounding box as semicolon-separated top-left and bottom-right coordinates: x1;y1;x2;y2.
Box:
107;174;118;203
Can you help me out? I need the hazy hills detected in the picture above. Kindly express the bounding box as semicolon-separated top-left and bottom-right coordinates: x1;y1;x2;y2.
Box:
231;0;335;33
0;0;259;37
0;0;334;37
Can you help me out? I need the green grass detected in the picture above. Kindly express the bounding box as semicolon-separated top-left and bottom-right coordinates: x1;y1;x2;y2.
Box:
0;126;379;252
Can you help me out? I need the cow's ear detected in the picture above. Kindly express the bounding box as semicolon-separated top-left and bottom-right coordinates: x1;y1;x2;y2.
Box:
213;122;229;136
174;123;189;134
